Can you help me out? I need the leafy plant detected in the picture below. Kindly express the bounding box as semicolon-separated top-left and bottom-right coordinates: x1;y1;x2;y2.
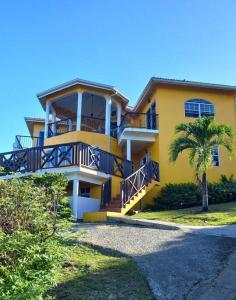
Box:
169;117;234;211
0;174;70;299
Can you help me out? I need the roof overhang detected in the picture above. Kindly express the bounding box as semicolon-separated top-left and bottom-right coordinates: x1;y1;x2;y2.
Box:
134;77;236;111
37;78;129;110
24;117;45;135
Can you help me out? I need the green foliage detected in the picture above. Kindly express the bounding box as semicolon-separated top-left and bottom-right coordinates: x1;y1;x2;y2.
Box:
154;183;200;210
220;174;234;183
154;179;236;210
0;174;70;299
0;230;63;300
169;117;234;174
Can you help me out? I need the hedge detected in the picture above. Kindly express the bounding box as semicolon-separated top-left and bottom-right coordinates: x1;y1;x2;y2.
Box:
154;180;236;210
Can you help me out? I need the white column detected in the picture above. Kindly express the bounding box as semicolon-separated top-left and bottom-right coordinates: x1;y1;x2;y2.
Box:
105;96;111;135
117;103;121;127
72;179;79;220
51;106;56;135
127;139;131;160
77;92;83;131
44;102;51;138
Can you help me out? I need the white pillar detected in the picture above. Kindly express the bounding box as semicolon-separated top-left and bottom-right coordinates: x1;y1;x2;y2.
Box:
51;106;56;135
44;102;51;138
127;139;131;160
117;104;121;127
105;96;111;135
77;92;82;131
72;179;79;220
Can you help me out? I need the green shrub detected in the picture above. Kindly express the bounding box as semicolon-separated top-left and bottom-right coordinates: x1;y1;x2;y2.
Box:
0;230;63;300
154;179;236;210
154;183;200;210
0;174;70;299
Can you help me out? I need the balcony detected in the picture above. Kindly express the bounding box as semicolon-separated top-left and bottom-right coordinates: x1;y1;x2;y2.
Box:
1;141;134;179
118;112;158;139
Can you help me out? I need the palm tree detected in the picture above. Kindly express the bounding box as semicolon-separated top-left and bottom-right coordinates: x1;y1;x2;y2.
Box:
169;117;234;212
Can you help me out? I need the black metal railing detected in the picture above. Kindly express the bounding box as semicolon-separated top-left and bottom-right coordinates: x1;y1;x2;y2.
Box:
48;118;76;137
0;141;133;178
101;178;112;208
120;160;159;208
118;112;158;137
13;135;43;150
81;115;105;134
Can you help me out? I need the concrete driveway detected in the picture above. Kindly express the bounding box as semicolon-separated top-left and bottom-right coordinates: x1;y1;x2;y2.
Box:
76;223;236;300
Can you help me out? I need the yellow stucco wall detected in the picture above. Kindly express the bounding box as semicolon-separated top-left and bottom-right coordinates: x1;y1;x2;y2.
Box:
44;130;122;157
139;86;236;185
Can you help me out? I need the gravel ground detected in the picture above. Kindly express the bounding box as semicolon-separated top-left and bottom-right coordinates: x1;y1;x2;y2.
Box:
74;223;236;300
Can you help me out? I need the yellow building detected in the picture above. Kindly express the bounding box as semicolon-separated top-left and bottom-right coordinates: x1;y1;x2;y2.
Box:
2;77;236;221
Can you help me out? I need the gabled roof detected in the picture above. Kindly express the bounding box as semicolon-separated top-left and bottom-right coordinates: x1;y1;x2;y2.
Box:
37;78;129;110
24;117;45;135
134;77;236;111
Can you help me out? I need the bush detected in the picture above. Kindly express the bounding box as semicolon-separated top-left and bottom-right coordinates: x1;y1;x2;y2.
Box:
154;183;200;210
0;174;70;299
154;179;236;210
0;230;63;300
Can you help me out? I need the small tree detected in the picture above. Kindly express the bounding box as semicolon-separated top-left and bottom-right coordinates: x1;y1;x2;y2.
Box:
169;117;234;211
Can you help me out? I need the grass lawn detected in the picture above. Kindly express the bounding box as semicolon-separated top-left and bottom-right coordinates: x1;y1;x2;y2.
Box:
50;236;153;299
131;201;236;226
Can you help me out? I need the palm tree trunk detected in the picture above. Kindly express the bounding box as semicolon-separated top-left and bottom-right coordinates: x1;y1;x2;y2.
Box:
201;172;208;212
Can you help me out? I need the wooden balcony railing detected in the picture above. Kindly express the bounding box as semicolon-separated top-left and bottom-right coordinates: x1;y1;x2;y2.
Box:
0;141;133;178
120;160;160;208
48;118;76;137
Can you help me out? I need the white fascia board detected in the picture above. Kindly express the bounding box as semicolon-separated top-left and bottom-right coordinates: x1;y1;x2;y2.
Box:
1;166;110;183
118;128;159;143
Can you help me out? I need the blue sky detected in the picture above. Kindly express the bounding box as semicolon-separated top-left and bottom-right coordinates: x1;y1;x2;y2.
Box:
0;0;236;152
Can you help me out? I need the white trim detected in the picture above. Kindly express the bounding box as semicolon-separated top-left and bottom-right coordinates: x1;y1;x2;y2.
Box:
119;128;158;144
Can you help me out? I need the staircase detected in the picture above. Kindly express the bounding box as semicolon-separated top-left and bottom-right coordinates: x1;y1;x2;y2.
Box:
84;160;160;222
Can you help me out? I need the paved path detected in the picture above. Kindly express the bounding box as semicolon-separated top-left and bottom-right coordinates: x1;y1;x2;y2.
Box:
109;216;236;239
75;223;236;300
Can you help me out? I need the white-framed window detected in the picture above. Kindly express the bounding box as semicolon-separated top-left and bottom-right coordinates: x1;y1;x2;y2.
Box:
185;99;215;118
212;146;220;167
80;187;90;198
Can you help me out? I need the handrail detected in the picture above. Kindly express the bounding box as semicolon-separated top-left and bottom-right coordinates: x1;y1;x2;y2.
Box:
120;160;159;208
118;113;158;138
0;141;133;178
13;135;42;150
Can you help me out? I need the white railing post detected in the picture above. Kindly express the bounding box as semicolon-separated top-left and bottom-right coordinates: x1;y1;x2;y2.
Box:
77;92;82;131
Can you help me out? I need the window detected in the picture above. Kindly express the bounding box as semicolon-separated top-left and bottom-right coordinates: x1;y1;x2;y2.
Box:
185;99;215;118
80;187;90;198
212;146;220;167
